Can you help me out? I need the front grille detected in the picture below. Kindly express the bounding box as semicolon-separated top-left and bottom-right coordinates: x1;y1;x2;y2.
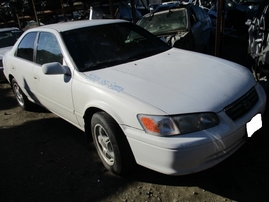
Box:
224;87;259;121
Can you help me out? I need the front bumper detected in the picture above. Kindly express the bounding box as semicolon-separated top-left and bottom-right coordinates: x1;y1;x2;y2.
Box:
123;84;267;175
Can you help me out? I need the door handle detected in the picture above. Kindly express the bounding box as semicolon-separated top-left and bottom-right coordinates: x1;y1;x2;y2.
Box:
33;75;39;80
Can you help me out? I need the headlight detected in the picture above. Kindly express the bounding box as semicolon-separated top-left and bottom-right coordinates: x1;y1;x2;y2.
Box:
137;113;219;136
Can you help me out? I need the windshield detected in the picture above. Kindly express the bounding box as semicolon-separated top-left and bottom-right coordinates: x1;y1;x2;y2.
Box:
62;22;170;71
0;29;23;48
137;8;187;35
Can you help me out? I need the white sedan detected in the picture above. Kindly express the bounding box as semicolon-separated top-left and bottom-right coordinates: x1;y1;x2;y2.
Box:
3;20;266;176
0;27;23;80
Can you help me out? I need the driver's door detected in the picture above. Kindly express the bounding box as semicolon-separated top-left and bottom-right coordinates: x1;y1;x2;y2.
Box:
32;31;77;124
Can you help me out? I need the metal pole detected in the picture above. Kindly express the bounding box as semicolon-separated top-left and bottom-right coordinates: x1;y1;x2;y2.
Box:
60;0;67;22
15;9;21;29
131;0;137;23
214;0;225;57
31;0;40;26
109;0;114;19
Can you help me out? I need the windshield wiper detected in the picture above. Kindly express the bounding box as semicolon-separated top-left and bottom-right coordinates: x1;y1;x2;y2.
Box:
167;9;173;18
127;49;163;60
81;59;127;72
149;12;155;21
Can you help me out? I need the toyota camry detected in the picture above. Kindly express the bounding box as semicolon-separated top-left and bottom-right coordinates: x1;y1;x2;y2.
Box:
3;20;266;175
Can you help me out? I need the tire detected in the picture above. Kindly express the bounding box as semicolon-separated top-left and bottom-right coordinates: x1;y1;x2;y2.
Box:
11;78;34;110
91;111;135;175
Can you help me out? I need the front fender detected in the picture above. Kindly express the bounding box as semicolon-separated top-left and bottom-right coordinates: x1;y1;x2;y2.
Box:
72;77;165;132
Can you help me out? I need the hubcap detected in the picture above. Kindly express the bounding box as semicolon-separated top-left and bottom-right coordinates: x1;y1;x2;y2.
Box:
13;83;24;106
94;124;114;166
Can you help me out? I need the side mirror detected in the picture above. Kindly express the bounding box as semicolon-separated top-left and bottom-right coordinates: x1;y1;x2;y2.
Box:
42;62;71;76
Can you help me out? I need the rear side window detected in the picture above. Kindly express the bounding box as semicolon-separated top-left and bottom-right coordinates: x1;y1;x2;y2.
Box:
16;32;37;62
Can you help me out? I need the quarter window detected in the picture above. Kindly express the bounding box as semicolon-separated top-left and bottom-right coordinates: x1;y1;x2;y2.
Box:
36;32;63;65
16;32;37;62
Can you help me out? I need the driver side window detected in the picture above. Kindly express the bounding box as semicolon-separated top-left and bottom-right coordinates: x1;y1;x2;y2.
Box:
36;32;63;65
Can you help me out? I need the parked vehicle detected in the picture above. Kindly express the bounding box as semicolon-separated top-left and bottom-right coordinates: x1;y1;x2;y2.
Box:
247;0;269;83
152;1;182;13
208;0;262;37
137;3;212;52
115;5;143;22
0;27;23;81
3;20;266;176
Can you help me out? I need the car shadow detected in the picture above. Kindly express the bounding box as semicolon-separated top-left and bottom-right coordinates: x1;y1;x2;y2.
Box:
0;117;114;201
0;80;50;113
1;90;268;202
0;84;18;111
124;124;268;201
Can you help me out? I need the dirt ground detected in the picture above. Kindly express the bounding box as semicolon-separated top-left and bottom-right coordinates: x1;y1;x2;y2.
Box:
1;35;269;202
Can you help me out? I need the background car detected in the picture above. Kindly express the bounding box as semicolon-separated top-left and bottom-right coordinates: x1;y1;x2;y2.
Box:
137;3;212;52
3;20;266;176
246;0;269;86
208;0;262;37
0;27;22;81
115;5;143;22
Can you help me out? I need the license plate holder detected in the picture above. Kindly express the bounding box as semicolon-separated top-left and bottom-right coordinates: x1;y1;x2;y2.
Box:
246;114;262;138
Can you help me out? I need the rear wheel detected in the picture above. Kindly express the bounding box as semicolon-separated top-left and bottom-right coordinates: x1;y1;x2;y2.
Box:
91;111;135;175
11;78;33;110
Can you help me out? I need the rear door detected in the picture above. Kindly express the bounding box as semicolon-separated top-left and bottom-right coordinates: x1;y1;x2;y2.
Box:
13;32;38;101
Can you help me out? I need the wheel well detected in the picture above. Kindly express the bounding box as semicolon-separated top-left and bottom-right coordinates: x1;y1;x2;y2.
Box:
84;107;122;142
8;75;15;93
8;75;14;85
84;107;101;142
86;109;136;174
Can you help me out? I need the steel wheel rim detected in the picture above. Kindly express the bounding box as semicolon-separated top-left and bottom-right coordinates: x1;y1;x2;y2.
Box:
13;83;24;106
94;124;114;166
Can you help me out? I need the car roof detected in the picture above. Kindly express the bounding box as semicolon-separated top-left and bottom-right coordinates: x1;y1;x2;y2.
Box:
28;19;127;33
0;27;21;32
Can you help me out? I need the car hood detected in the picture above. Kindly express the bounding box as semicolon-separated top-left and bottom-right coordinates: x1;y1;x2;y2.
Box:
83;48;256;114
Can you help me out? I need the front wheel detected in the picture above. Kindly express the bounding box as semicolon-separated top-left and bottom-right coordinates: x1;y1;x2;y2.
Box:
11;78;34;110
91;112;135;175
